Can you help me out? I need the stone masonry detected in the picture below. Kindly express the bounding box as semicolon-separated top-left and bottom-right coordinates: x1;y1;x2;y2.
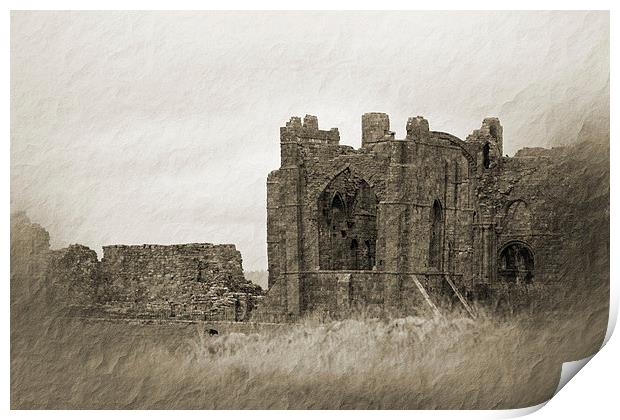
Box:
10;213;263;321
252;113;596;321
99;243;262;321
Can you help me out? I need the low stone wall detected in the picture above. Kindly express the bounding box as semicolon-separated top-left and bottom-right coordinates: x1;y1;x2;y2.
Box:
99;243;263;320
259;271;460;320
302;271;387;317
10;213;264;321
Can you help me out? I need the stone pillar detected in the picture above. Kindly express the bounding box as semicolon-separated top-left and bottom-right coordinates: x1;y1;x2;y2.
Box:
286;273;301;317
482;117;503;156
380;140;413;313
480;221;497;284
406;116;430;142
266;171;280;289
303;114;319;130
362;112;392;146
279;120;304;318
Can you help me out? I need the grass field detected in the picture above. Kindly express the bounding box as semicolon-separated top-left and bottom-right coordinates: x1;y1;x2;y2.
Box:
11;279;607;409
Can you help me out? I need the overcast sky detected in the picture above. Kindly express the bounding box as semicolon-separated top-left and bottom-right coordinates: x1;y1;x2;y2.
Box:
11;11;609;270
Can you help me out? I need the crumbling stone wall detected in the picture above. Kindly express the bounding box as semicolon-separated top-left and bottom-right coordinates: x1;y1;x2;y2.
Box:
10;212;263;321
10;212;50;258
47;245;101;306
472;139;609;309
11;214;103;314
99;243;262;320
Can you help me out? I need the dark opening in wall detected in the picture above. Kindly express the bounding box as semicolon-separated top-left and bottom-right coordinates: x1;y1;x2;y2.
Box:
351;239;359;268
428;199;444;270
330;193;346;267
364;240;375;270
483;143;491;169
498;241;534;284
318;169;378;270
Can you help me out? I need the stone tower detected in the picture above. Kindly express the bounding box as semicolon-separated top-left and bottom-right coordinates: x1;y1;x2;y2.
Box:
252;113;562;322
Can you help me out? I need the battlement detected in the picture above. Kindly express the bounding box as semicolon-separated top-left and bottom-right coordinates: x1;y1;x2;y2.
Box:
362;112;395;145
280;115;340;145
406;116;431;142
278;113;502;167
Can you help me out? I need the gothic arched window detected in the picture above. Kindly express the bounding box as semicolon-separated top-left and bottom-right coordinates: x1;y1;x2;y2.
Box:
429;199;443;270
498;241;535;284
318;169;377;270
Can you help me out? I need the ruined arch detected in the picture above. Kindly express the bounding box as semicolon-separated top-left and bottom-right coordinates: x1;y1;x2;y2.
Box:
318;169;378;270
498;240;535;284
502;199;532;233
431;131;477;167
428;199;444;270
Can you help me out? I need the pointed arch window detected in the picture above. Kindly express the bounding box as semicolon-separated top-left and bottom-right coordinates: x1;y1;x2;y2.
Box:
318;169;377;270
429;199;444;270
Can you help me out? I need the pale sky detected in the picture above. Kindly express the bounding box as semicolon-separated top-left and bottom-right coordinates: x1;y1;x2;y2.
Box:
11;11;609;270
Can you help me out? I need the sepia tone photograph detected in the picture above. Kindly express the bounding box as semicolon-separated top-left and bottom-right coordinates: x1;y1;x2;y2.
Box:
10;10;610;410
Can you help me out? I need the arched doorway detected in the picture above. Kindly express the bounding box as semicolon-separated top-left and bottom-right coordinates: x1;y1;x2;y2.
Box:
498;241;534;284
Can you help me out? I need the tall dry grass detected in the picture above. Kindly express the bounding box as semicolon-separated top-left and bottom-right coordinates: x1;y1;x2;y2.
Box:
11;278;607;410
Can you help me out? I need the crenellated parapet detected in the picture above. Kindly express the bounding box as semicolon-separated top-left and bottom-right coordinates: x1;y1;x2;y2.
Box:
281;114;340;145
362;112;395;145
405;116;431;142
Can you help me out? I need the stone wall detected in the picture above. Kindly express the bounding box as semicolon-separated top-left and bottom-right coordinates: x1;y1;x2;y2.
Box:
11;114;608;324
261;113;607;320
265;114;486;319
476;139;608;293
11;214;104;315
10;213;264;321
99;243;262;321
47;245;101;306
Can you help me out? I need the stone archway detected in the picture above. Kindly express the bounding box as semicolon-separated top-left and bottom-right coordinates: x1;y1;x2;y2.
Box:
498;241;535;284
318;168;378;270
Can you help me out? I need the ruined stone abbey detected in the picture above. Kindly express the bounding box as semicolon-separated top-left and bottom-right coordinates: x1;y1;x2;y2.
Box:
253;113;567;321
14;112;585;323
